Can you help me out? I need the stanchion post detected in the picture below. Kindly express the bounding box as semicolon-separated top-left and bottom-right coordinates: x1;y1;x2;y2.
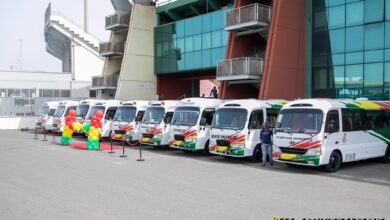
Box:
137;143;144;162
108;134;114;154
51;130;56;144
34;126;38;140
42;128;47;141
120;140;127;158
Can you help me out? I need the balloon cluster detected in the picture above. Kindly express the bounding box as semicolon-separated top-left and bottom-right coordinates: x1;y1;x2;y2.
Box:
60;110;76;145
87;111;103;150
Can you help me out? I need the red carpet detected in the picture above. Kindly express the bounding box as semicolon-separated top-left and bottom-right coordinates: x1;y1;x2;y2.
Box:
69;142;122;151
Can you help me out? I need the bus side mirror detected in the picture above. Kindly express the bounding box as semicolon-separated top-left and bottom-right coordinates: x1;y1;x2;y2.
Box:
200;118;207;126
250;121;258;129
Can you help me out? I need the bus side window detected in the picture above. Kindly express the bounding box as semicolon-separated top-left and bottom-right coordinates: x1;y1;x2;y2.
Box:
164;112;173;124
65;106;77;116
325;110;340;133
248;109;264;129
106;107;117;121
201;108;215;125
266;108;279;128
136;111;144;122
342;109;352;132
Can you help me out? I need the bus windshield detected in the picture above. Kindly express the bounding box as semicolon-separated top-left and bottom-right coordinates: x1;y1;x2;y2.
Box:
38;106;49;117
54;106;66;118
87;106;106;120
76;105;89;119
171;106;200;126
114;106;137;122
212;108;248;130
276;109;323;134
142;107;164;124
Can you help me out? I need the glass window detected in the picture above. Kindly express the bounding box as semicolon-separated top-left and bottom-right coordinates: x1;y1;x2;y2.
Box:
364;0;384;24
364;23;384;50
212;108;248;130
331;54;345;65
211;48;221;66
346;1;364;26
313;68;328;89
346;52;363;64
314;10;328;29
329;5;345;29
329;0;345;7
276;109;324;134
185;19;193;37
313;55;328;67
334;66;345;88
211;31;221;48
385;62;390;86
176;21;185;38
171;107;200;126
211;10;224;31
53;90;60;97
385;21;390;48
178;53;185;71
192;51;202;69
387;0;390;20
364;63;384;87
202;14;211;32
222;31;229;47
325;110;340;133
345;64;363;88
365;50;384;63
386;49;390;61
185;36;193;52
202;33;211;50
176;38;185;54
330;28;345;53
201;108;216;125
202;50;212;68
248;109;264;129
192;16;202;35
313;30;330;55
193;34;201;51
346;26;363;52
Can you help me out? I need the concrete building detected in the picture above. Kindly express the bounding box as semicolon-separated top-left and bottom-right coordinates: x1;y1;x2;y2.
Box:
92;0;390;101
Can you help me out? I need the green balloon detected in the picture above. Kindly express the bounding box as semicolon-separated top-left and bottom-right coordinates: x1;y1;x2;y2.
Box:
83;123;90;132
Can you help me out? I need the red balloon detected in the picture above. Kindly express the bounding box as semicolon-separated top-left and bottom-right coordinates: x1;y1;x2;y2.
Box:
68;109;76;116
91;119;98;125
95;111;103;118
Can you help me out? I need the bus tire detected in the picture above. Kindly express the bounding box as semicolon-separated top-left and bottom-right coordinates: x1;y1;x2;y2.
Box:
382;146;390;163
202;141;211;156
324;150;342;172
250;146;262;163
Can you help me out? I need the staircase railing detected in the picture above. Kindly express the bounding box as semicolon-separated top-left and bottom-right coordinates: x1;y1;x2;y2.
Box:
226;3;272;27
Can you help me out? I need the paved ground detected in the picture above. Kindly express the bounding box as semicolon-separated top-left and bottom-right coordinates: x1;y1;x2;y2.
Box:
0;130;389;220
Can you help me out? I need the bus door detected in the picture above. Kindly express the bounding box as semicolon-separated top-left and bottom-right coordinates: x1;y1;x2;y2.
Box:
247;109;264;149
323;109;343;160
199;108;216;145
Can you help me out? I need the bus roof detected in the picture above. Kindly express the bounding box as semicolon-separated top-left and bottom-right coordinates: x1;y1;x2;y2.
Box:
148;100;179;111
218;99;288;110
57;100;79;106
283;99;390;111
42;101;59;108
78;99;106;106
91;100;122;108
178;98;223;109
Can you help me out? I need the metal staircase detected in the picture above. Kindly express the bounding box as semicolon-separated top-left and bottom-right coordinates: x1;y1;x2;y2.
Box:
44;3;101;59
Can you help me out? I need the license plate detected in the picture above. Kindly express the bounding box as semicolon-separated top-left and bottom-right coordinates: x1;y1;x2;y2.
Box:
280;154;297;160
141;137;150;142
216;146;227;152
174;140;183;146
114;134;123;139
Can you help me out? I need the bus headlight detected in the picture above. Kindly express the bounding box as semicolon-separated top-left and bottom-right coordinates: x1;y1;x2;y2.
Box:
126;130;134;136
305;148;321;156
231;143;245;149
154;134;162;139
273;146;281;153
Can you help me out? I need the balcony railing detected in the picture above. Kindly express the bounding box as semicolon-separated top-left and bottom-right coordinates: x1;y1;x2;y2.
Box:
92;74;119;89
217;57;264;81
225;3;271;32
99;41;125;57
105;12;131;31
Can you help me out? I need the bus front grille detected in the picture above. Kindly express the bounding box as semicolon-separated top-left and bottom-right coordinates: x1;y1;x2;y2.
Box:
280;147;307;155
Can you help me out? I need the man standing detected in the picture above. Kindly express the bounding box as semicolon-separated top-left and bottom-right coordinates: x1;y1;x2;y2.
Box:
260;122;273;166
209;86;218;98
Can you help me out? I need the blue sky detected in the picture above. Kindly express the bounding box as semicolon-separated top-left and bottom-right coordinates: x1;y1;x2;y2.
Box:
0;0;114;72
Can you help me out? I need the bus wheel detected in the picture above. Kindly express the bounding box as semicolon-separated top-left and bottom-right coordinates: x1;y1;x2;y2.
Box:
202;141;211;156
324;151;342;172
382;146;390;163
250;146;262;163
